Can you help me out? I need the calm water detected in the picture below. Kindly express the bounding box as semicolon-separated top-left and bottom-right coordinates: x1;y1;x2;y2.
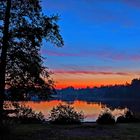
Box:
19;100;127;122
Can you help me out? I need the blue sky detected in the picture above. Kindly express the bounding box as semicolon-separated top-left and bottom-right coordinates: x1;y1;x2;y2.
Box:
41;0;140;88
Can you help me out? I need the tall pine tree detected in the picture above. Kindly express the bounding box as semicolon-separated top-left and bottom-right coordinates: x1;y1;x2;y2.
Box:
0;0;63;122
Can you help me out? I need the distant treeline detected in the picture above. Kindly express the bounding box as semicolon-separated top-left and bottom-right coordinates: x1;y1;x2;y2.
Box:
5;78;140;101
55;78;140;101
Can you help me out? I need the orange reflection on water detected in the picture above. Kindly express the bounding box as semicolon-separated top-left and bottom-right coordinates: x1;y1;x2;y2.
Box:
21;100;124;122
5;100;127;122
22;100;105;121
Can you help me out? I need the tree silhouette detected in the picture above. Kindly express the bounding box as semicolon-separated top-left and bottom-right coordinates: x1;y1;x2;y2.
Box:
96;109;115;124
49;104;84;124
0;0;63;125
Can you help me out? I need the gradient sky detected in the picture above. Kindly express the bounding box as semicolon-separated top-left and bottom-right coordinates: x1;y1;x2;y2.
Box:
41;0;140;88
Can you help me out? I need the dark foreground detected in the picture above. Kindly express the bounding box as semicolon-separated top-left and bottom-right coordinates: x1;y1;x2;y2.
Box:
1;123;140;140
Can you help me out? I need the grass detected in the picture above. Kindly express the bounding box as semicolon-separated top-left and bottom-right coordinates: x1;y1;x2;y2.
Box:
1;123;140;140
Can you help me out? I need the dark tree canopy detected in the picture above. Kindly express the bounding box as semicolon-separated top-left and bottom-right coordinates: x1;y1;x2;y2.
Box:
0;0;64;100
49;104;84;124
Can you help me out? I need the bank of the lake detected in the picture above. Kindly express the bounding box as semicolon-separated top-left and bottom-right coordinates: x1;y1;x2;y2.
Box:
2;123;140;140
12;100;128;122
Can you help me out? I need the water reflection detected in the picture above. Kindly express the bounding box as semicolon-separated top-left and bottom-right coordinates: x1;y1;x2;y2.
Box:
21;100;126;122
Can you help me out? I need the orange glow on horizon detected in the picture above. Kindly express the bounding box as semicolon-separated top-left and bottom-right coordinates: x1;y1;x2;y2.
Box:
52;72;135;89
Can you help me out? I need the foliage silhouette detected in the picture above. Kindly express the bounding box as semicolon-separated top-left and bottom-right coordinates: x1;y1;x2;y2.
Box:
0;115;17;139
56;78;140;101
12;103;45;124
0;119;13;135
117;109;139;123
49;104;84;124
0;0;63;123
96;109;115;124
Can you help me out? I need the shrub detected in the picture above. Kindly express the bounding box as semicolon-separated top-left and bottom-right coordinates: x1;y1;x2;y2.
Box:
0;121;11;135
12;103;45;124
96;109;115;124
49;104;84;124
117;109;138;123
0;118;15;138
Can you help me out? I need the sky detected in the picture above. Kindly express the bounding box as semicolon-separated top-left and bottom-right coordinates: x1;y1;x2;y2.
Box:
41;0;140;89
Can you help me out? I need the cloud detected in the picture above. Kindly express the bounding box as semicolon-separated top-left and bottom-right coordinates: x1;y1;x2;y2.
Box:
86;0;140;7
58;64;113;71
41;49;140;62
122;0;140;9
53;70;131;76
41;49;82;57
42;0;135;27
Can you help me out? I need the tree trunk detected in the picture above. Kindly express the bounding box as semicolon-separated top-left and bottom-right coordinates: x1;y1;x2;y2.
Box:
0;0;11;125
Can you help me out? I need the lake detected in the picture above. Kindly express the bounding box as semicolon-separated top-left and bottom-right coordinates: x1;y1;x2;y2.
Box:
17;100;131;122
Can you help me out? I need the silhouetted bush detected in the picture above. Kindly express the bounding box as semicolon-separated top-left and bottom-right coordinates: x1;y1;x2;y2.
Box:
96;109;115;124
12;103;45;124
49;104;84;124
0;118;15;137
0;121;10;135
117;109;139;123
